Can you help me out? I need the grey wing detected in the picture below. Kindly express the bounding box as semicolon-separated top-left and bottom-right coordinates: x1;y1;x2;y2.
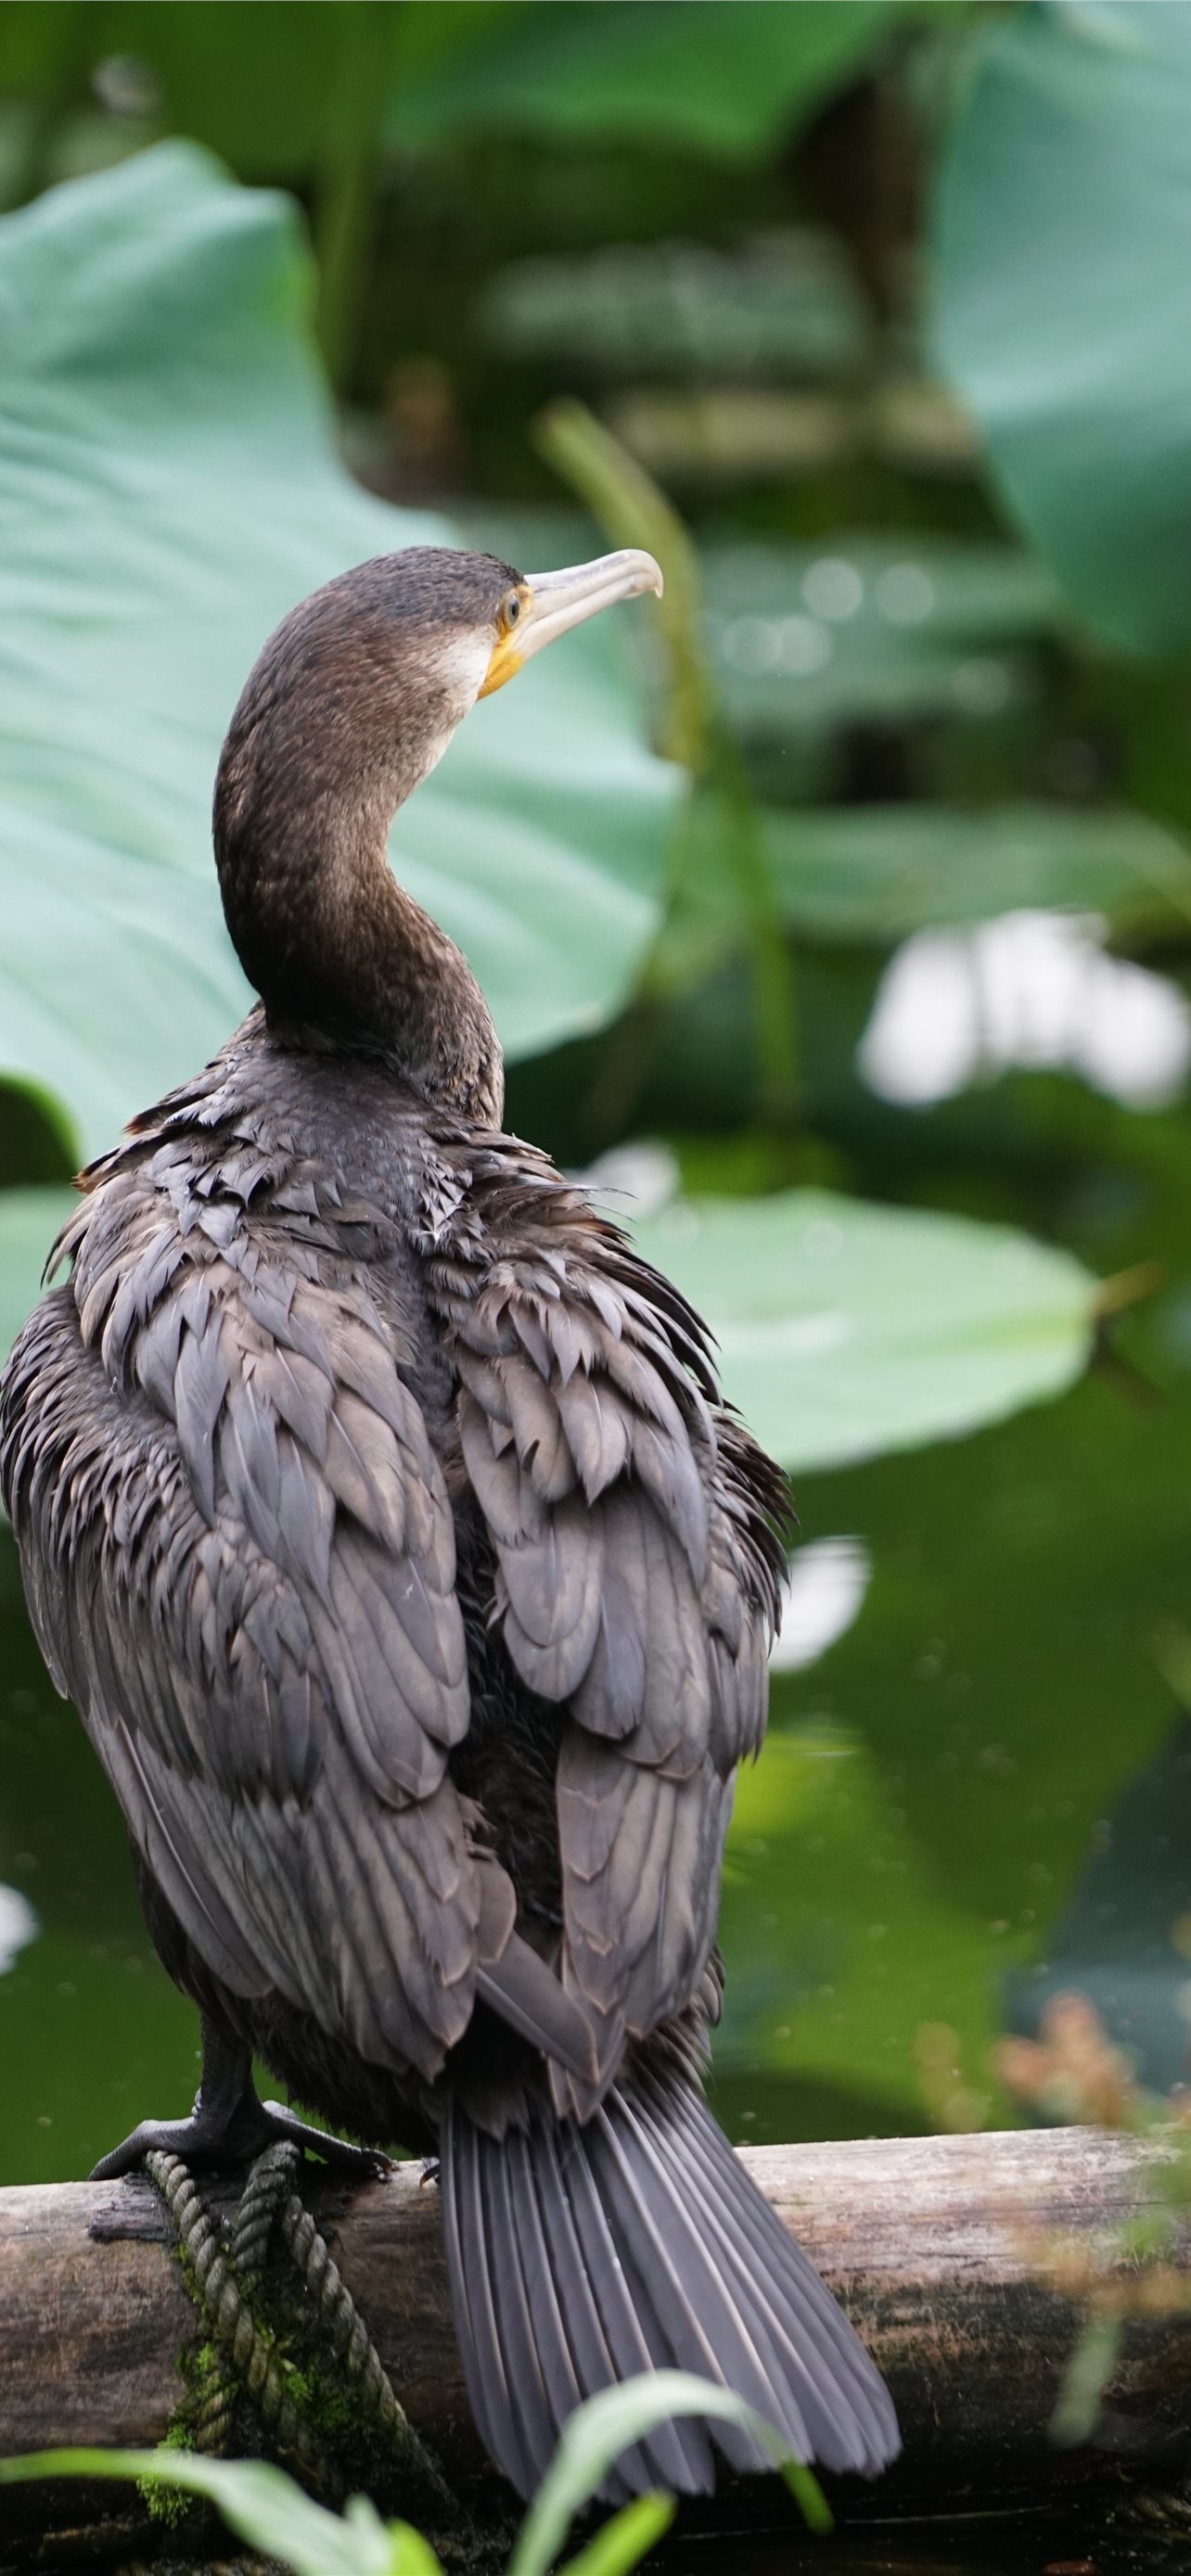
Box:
428;1156;789;2111
0;1167;582;2088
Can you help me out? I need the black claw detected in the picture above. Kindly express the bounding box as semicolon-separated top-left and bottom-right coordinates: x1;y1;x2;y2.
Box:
91;2098;389;2184
91;2116;209;2182
259;2098;390;2179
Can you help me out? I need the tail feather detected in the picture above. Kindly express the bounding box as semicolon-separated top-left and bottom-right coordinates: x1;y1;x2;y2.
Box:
480;2147;560;2487
630;2068;894;2468
502;2130;583;2424
442;2070;900;2502
518;2122;710;2495
449;2135;537;2496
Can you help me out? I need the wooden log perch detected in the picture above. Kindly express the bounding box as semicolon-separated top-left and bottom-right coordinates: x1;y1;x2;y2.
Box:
3;2126;1191;2555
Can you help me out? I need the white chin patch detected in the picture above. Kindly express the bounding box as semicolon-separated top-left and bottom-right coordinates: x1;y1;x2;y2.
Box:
416;630;498;785
442;630;497;714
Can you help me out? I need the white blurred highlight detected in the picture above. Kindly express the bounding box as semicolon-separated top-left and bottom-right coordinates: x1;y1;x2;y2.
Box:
574;1141;680;1218
860;911;1191;1112
0;1884;37;1975
770;1537;872;1673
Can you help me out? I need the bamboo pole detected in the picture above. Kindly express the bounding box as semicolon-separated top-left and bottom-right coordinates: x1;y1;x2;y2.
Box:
2;2126;1190;2550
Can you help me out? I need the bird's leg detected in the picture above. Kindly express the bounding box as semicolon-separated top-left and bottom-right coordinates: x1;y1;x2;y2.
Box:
90;2015;389;2182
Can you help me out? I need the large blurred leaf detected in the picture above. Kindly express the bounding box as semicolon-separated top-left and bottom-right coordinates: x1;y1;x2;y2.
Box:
0;144;674;1160
934;3;1191;657
0;4;467;189
635;1190;1097;1473
756;803;1191;948
0;4;403;184
0;3;903;184
0;1190;71;1369
390;3;904;162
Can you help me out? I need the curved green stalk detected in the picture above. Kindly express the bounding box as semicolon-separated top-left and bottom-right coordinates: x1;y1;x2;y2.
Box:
315;2;391;392
536;399;801;1129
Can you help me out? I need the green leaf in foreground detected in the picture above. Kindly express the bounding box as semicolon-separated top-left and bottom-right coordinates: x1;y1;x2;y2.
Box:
0;2375;825;2576
634;1190;1097;1473
509;2371;829;2576
934;2;1191;657
0;2451;401;2576
556;2493;675;2576
0;144;675;1161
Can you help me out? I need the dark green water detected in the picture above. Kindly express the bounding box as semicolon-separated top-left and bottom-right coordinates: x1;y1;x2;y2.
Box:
673;2513;1153;2576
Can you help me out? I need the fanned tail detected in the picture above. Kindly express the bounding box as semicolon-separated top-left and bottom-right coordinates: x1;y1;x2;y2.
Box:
441;2063;900;2502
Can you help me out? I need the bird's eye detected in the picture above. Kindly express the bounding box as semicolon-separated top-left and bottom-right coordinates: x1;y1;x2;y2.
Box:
505;593;520;628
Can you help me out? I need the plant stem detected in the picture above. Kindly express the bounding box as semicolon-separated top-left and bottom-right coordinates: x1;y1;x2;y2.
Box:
535;398;801;1130
706;729;801;1129
314;2;391;394
0;1;98;210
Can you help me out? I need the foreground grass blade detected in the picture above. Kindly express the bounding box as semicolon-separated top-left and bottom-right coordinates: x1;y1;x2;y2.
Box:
0;2382;826;2576
0;2450;404;2576
508;2369;831;2576
558;2492;675;2576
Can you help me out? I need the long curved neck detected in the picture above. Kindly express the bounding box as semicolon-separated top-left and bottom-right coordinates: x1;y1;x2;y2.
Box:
212;708;504;1128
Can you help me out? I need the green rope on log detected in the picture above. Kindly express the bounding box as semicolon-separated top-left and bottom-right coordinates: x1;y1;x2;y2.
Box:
144;2142;457;2522
146;2147;313;2470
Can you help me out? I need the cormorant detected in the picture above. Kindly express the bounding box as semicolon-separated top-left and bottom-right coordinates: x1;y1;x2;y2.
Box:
0;547;899;2499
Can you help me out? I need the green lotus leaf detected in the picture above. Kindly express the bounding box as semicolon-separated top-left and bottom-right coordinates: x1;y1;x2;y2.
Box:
934;2;1191;656
634;1189;1098;1473
389;1;903;162
0;143;675;1162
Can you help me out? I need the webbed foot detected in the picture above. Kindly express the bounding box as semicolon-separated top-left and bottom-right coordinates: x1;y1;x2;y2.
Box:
90;2014;390;2182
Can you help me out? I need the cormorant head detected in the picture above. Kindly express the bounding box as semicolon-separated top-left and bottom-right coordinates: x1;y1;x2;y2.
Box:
217;543;664;835
469;544;665;697
212;543;663;1101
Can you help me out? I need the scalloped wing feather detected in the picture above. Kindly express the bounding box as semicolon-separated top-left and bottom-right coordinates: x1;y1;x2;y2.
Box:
424;1139;788;2077
1;1142;492;2085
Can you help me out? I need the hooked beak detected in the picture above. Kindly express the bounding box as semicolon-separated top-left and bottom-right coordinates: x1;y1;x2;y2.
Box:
479;548;664;697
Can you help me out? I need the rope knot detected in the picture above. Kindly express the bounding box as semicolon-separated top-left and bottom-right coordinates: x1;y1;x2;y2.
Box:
144;2142;455;2520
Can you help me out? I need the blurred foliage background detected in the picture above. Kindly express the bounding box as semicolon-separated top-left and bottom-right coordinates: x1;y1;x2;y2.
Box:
2;0;1191;2184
